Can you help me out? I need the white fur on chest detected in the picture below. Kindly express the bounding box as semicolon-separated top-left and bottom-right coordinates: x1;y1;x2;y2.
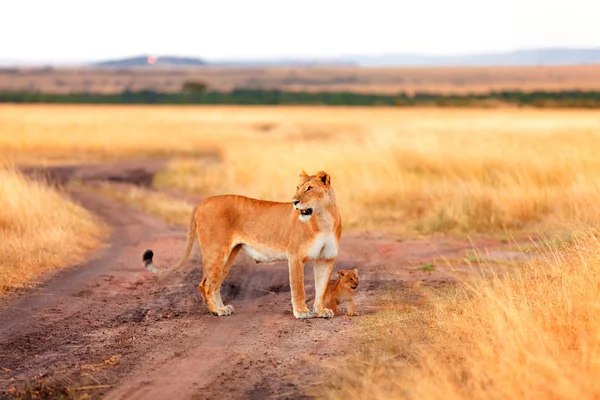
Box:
305;232;338;260
298;213;312;222
242;244;287;263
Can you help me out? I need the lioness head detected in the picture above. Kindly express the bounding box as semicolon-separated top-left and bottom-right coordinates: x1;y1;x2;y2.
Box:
292;170;334;220
338;268;359;290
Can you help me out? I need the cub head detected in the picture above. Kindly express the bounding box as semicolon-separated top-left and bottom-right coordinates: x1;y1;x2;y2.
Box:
292;170;334;221
338;268;359;290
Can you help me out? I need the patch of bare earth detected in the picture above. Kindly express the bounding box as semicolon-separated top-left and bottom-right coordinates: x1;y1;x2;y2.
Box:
0;162;519;399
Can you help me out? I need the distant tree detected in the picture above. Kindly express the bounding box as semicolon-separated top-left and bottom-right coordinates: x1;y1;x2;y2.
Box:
182;81;208;93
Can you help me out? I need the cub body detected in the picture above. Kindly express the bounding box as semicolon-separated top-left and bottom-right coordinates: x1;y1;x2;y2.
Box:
324;268;359;316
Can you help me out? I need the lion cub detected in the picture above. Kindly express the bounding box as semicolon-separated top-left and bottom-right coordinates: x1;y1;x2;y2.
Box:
324;268;359;316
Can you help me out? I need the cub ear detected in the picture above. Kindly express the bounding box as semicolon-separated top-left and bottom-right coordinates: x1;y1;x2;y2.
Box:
338;270;347;278
298;169;309;179
316;170;330;187
352;268;358;275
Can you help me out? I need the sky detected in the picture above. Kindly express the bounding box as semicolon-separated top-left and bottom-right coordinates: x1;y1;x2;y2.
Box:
2;0;599;63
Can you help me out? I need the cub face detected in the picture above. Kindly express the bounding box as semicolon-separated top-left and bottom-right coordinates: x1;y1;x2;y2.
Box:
291;170;332;219
338;268;359;290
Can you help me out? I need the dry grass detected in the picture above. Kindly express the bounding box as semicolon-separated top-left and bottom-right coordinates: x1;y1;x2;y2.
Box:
151;107;600;235
321;230;600;400
0;167;105;295
5;65;600;94
4;105;600;235
0;104;228;163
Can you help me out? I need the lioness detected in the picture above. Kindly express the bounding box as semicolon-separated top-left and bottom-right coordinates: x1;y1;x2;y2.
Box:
142;170;342;319
324;269;359;316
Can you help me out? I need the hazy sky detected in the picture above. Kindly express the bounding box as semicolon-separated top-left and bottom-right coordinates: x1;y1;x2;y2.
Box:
2;0;599;62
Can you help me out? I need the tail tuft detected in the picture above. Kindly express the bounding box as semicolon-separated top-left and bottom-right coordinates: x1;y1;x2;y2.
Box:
142;249;161;274
141;203;198;276
142;249;154;264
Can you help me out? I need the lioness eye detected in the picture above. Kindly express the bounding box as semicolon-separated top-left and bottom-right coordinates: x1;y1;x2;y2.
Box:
306;186;312;192
296;186;299;190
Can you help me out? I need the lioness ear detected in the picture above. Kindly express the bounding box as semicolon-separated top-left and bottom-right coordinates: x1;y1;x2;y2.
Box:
298;169;308;179
316;171;330;187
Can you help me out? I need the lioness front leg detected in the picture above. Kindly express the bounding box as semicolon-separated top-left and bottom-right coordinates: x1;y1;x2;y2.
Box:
288;257;311;319
313;259;335;318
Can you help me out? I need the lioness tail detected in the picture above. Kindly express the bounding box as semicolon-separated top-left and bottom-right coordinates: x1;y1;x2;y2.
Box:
142;204;199;275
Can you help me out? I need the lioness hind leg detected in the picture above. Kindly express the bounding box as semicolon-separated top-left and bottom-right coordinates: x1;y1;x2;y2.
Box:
214;245;241;314
198;247;238;316
198;273;225;316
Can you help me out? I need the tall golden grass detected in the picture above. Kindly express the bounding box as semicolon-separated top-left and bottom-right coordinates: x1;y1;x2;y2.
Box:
322;231;600;400
0;105;231;163
4;105;600;234
151;108;600;235
0;167;104;294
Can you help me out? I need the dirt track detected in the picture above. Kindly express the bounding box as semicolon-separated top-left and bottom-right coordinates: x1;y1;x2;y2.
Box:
0;161;511;399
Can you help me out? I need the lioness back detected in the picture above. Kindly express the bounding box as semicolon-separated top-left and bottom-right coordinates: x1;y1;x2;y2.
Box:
196;195;293;237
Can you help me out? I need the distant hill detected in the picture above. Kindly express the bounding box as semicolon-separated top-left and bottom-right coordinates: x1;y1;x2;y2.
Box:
94;55;353;68
93;55;207;68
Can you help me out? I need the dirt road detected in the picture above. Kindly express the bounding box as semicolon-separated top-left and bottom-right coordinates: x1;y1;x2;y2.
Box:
0;162;510;399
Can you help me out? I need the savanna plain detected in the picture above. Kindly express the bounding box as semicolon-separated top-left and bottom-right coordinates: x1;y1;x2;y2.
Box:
1;104;599;399
5;64;600;94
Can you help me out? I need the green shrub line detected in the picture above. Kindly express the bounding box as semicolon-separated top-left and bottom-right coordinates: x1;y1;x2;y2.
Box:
3;89;600;107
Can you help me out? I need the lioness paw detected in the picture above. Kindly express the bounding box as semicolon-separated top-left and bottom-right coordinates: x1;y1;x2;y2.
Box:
315;308;335;319
293;308;313;319
224;304;235;313
214;305;235;316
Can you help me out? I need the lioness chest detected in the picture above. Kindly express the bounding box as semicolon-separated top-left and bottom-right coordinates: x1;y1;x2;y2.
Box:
304;232;338;260
241;232;338;264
